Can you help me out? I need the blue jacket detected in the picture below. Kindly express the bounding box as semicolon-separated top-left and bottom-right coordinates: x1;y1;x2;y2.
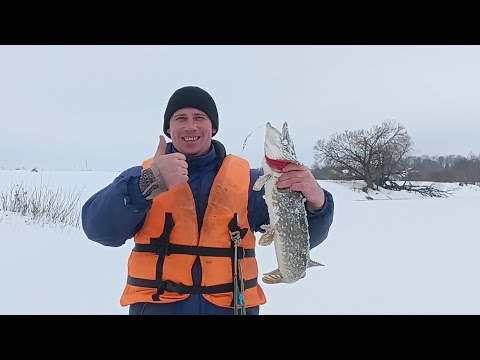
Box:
82;140;334;315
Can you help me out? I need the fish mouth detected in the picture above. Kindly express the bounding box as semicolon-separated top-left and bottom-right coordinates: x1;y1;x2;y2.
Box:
265;156;292;171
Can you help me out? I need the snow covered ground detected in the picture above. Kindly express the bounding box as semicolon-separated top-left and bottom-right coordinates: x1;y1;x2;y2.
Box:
1;170;479;314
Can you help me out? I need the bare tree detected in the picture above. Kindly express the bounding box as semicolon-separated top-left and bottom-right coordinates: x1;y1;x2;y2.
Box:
314;120;413;190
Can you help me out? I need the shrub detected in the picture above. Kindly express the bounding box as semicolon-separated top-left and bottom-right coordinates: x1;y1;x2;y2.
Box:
0;182;84;230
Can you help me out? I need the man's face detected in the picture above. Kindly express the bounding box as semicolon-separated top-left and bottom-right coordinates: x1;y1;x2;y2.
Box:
167;107;216;158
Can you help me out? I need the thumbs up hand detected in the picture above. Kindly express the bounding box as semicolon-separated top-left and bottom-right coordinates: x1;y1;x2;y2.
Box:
151;135;189;190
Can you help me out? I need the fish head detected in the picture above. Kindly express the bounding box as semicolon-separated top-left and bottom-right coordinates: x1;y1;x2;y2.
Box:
264;122;299;171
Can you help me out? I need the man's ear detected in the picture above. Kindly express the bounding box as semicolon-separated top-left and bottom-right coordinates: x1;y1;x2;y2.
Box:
167;128;170;134
212;129;217;135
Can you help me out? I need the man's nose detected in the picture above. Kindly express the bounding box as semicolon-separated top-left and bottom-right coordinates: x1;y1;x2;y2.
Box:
184;118;196;130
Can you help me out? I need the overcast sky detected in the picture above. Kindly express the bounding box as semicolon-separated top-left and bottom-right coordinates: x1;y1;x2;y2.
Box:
1;45;479;171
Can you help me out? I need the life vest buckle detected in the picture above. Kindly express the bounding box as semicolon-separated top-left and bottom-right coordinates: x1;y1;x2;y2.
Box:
150;241;170;256
238;246;247;259
156;281;166;296
152;281;179;300
160;280;183;295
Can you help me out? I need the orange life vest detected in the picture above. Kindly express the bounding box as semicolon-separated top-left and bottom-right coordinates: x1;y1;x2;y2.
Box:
119;154;267;309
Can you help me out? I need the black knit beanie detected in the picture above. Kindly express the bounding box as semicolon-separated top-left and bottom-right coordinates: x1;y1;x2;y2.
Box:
163;86;219;138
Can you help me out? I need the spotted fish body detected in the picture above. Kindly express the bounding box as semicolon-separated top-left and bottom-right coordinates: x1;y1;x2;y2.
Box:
253;122;323;284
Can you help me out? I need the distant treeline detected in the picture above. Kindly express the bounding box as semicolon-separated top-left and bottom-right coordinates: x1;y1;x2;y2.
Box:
312;154;480;184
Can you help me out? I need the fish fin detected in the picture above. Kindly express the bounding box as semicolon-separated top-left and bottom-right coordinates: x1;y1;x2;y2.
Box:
258;225;275;246
308;259;325;268
253;174;271;191
262;269;285;284
260;224;272;232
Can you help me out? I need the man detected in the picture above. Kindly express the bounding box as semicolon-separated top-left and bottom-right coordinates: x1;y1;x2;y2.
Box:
82;85;334;315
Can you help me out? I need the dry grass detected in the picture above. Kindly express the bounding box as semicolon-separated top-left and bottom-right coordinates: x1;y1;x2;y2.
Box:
0;182;84;229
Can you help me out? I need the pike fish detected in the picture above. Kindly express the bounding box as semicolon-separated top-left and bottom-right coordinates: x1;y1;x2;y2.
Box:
253;122;324;284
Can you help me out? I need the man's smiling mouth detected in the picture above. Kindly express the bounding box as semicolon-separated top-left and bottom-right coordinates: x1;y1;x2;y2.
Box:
182;137;199;142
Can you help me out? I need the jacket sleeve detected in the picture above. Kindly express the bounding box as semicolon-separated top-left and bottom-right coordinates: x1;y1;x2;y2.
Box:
248;169;270;232
248;168;334;250
81;166;152;247
305;189;334;249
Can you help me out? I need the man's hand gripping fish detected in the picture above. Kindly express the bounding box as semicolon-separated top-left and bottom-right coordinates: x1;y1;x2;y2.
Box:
253;122;324;284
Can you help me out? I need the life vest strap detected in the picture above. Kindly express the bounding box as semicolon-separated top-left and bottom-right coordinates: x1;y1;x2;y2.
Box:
133;243;255;259
127;276;258;295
